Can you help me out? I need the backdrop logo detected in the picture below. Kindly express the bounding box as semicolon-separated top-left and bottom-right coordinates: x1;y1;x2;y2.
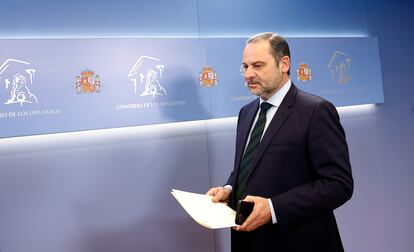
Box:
199;66;218;87
0;59;38;106
128;56;167;98
76;69;101;94
296;63;312;82
328;51;352;84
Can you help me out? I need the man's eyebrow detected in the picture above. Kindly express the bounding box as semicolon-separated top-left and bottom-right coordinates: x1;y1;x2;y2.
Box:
243;61;266;65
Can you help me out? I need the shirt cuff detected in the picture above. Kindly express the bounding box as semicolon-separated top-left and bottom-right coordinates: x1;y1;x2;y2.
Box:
268;198;278;224
224;185;233;192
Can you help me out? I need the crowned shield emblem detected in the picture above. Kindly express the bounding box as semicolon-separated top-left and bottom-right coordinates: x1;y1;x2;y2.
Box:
199;67;218;87
296;63;312;82
76;70;101;94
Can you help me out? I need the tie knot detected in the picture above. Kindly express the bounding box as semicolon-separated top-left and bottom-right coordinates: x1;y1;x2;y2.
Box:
260;102;272;114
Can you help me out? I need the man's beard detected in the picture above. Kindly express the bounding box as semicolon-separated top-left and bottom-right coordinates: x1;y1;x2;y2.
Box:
245;80;274;98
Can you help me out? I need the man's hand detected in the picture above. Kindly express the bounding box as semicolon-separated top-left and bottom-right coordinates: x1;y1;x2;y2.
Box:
234;195;272;232
206;186;231;203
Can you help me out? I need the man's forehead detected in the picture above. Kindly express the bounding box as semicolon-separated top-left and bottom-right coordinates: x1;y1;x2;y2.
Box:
244;40;270;51
243;42;274;63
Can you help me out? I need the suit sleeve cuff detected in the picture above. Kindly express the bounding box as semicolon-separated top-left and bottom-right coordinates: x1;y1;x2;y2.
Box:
268;198;278;224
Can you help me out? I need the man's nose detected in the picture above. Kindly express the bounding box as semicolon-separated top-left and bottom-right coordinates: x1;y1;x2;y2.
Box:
244;66;255;79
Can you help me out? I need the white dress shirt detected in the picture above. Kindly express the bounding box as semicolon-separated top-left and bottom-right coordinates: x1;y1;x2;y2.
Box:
227;79;292;224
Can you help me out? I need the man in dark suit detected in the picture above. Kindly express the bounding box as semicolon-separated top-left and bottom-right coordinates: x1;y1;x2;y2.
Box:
207;32;353;251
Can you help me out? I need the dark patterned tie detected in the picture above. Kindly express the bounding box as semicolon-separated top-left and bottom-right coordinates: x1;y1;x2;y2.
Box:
236;102;273;201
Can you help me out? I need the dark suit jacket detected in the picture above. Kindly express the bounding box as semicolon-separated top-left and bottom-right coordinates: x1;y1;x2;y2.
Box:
226;83;353;252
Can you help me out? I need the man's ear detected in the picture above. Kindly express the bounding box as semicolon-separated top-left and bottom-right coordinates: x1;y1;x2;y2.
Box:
279;56;291;74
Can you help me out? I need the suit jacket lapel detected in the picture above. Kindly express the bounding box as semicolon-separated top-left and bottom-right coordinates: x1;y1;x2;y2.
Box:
247;84;297;178
234;99;260;177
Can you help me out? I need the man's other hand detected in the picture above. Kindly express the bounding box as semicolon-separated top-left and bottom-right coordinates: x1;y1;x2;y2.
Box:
206;186;231;203
234;195;271;232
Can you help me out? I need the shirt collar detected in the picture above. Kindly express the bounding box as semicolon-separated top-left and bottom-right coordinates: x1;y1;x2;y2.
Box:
260;79;292;107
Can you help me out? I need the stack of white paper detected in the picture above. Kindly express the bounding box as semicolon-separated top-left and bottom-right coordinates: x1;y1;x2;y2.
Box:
171;189;237;229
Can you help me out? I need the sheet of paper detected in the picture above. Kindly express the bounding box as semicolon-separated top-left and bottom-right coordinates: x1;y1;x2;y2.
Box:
171;189;237;229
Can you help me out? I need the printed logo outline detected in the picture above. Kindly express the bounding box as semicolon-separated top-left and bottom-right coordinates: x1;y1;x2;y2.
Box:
128;56;167;98
328;51;352;84
0;58;38;106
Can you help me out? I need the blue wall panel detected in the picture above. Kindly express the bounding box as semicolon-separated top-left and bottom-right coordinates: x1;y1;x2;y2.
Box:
0;0;199;37
197;0;367;37
0;37;383;138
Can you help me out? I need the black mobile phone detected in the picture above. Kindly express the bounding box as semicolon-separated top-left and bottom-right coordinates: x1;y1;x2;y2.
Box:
235;200;254;225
